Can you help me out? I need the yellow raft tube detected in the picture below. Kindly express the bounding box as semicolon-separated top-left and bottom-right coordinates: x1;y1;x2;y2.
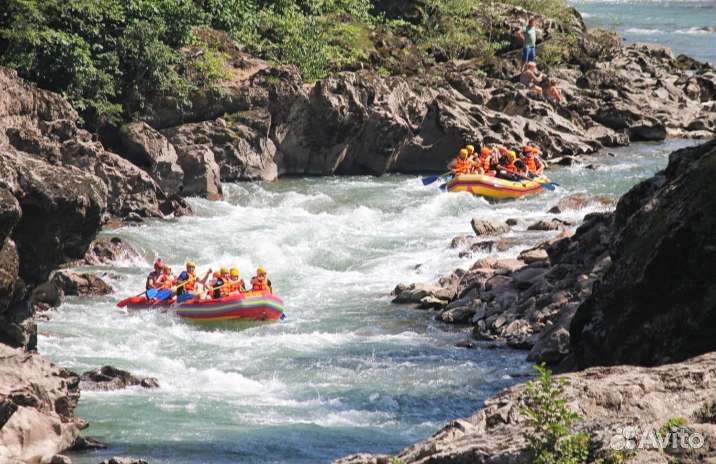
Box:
446;174;551;200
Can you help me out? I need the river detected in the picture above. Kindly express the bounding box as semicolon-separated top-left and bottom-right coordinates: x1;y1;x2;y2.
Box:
36;139;697;463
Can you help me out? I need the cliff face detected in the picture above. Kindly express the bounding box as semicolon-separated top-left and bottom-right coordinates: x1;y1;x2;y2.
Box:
131;36;715;181
570;139;716;367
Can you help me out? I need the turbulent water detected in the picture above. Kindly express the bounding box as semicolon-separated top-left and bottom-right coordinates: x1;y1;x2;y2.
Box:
572;0;715;64
36;140;697;464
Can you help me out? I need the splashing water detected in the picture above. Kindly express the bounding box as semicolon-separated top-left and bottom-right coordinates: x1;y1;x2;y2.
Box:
39;140;695;463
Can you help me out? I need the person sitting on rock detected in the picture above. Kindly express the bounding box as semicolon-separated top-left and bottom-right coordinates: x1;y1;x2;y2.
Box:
522;144;545;176
448;148;474;175
251;266;272;293
520;62;543;95
228;267;246;294
541;77;562;104
145;259;163;290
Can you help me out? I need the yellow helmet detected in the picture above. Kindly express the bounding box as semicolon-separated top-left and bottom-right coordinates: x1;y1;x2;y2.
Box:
230;267;239;277
186;260;195;268
508;151;517;160
257;266;266;275
220;267;229;275
466;144;475;154
459;148;468;158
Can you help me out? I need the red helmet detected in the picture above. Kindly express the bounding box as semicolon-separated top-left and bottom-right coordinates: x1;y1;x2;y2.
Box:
153;259;163;271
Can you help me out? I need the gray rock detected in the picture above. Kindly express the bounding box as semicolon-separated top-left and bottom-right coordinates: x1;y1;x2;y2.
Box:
527;218;572;231
471;218;510;236
80;366;159;391
50;270;112;297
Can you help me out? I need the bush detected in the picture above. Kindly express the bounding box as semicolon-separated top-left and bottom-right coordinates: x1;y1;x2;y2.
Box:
521;363;590;464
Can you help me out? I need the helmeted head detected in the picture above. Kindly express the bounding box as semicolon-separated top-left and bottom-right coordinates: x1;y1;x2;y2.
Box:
230;267;239;278
153;259;163;271
213;271;221;279
466;145;475;155
162;264;172;274
257;266;267;276
220;267;229;278
508;151;517;161
480;146;492;157
186;260;196;271
458;148;468;159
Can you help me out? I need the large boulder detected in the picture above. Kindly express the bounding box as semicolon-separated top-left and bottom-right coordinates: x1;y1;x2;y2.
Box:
0;147;106;284
571;140;716;367
164;116;277;182
0;345;83;464
118;122;184;195
173;145;223;200
50;270;112;297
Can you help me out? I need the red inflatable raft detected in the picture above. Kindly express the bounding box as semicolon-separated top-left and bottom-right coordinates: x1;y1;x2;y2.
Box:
118;291;286;322
175;291;286;321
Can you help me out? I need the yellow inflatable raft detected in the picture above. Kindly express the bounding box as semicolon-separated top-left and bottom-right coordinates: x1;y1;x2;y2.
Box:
447;174;551;200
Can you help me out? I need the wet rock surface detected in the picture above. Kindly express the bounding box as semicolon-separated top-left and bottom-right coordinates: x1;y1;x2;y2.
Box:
336;352;716;464
0;344;83;464
571;139;716;368
394;141;716;369
80;366;159;391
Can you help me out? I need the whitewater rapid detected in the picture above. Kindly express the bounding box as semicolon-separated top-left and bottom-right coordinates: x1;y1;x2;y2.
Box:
39;140;694;463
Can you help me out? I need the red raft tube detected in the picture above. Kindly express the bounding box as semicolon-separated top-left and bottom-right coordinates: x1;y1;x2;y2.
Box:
175;291;286;321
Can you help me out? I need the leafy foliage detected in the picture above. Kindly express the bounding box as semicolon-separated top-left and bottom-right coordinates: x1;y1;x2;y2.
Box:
0;0;576;124
521;363;590;464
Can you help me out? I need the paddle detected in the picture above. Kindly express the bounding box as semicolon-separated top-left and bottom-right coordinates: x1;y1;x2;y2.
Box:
422;171;452;186
509;172;559;191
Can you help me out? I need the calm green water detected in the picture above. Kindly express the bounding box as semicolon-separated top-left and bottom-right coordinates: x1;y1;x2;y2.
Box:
39;140;695;463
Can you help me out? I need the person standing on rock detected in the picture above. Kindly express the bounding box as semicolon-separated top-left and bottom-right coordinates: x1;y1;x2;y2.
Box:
517;17;539;70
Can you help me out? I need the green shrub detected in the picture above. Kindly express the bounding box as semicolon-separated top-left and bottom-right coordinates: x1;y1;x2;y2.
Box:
521;363;590;464
658;416;687;438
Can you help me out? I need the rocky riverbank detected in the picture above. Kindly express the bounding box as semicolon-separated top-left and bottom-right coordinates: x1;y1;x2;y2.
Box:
337;352;716;464
392;139;716;367
0;2;714;461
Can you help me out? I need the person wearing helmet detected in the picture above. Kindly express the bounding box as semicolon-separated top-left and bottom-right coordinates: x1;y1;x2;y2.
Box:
145;259;164;290
448;148;474;175
478;146;495;175
228;267;246;293
175;261;211;296
522;144;545;176
251;266;272;293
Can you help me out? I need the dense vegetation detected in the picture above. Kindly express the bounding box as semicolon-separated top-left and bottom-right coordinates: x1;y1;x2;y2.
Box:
0;0;574;127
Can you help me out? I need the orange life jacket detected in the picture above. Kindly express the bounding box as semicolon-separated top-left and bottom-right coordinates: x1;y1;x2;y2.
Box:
504;161;517;173
181;272;196;292
454;158;471;174
524;155;537;173
156;274;174;289
229;278;245;293
251;276;270;292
